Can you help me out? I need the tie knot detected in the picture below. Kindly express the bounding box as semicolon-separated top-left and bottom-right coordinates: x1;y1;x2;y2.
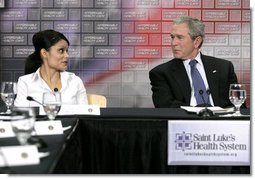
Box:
189;60;198;67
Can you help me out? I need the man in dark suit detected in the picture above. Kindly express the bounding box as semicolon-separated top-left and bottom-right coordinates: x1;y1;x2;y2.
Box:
149;16;238;108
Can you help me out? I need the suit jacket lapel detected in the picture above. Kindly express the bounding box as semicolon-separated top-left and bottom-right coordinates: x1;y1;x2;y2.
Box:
171;59;191;103
201;55;220;103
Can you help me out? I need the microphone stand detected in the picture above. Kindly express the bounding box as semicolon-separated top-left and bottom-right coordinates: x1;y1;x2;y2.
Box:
198;90;214;118
26;96;47;149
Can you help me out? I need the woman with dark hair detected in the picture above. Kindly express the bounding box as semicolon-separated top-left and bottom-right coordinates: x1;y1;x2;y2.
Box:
14;29;88;106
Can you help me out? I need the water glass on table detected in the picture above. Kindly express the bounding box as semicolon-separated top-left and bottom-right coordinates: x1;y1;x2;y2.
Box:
11;107;36;145
229;83;246;116
0;82;17;114
42;91;61;120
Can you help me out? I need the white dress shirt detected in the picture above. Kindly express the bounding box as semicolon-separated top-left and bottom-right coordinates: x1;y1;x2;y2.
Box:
183;53;214;106
14;68;88;107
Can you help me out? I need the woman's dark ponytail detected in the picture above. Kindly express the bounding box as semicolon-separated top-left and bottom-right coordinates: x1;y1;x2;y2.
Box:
24;51;42;74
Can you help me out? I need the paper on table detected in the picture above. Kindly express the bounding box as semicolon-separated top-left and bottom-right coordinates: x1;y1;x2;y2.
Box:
0;145;40;167
180;106;235;114
38;152;50;158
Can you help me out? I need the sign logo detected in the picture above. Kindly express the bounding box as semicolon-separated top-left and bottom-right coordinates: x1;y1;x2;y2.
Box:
175;131;192;151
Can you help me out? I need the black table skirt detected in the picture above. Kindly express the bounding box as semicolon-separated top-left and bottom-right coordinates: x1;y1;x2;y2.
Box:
77;117;250;174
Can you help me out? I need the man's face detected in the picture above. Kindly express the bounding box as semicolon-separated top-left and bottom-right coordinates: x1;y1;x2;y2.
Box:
170;23;200;60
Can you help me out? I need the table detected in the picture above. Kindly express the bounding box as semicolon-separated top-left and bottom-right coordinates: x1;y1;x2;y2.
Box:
0;117;80;174
0;108;250;174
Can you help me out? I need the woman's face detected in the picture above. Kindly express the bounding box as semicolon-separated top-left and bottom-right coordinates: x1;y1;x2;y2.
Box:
42;39;69;71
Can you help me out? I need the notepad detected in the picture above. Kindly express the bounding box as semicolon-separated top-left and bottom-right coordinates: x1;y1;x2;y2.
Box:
180;106;235;114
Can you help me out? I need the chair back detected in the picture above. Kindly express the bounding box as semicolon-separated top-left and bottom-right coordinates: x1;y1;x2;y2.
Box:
87;94;107;108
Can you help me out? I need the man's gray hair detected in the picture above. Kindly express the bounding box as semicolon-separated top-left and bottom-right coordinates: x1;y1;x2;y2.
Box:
173;16;205;41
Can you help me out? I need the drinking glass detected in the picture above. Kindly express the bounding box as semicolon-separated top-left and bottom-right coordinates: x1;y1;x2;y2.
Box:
0;82;17;114
11;107;36;145
229;84;246;116
42;91;61;120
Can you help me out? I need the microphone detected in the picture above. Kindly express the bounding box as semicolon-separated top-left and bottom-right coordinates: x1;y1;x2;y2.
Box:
54;88;58;92
197;89;214;118
27;96;44;106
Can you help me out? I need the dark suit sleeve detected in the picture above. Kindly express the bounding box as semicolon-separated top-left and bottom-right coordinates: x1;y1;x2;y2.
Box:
209;58;238;107
227;61;247;108
224;60;240;107
228;61;238;84
149;68;187;108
